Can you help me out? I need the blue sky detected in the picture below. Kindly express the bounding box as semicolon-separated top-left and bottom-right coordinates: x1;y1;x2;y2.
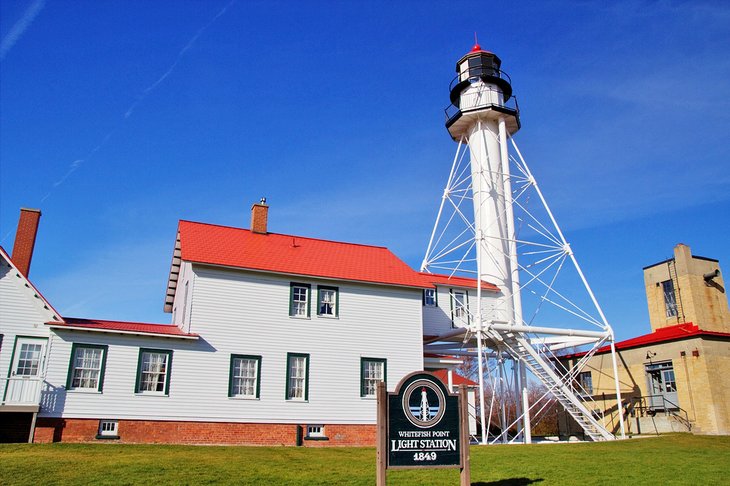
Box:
1;1;728;341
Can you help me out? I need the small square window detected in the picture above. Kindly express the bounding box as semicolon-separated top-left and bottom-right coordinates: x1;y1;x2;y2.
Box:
306;425;325;438
97;420;119;439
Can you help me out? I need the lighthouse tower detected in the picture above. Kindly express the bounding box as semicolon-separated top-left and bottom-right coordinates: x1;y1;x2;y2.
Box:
423;44;626;444
446;44;522;330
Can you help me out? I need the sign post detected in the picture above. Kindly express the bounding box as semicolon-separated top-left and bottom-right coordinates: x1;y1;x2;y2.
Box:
376;372;471;484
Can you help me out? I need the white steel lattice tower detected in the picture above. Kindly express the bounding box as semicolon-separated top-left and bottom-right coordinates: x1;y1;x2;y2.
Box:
422;44;626;444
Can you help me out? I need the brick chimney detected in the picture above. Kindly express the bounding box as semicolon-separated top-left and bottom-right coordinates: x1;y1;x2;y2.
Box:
251;198;269;234
11;208;42;277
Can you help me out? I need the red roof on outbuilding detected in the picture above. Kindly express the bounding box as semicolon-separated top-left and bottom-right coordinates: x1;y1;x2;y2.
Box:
432;369;479;387
562;322;730;359
47;317;198;339
419;272;499;292
177;220;432;289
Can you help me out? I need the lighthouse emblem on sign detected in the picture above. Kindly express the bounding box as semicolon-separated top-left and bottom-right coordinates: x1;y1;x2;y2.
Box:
402;378;446;428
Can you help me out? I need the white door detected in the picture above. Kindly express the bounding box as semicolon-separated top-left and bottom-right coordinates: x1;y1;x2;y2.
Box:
4;337;47;404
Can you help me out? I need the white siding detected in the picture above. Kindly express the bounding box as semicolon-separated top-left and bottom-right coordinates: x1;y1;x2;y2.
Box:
42;264;424;424
422;286;504;336
0;256;57;400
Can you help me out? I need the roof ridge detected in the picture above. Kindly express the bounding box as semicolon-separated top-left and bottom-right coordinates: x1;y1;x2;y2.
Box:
179;219;390;250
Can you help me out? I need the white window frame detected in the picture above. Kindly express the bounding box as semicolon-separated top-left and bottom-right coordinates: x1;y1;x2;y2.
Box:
229;355;261;399
67;344;107;392
317;286;338;317
361;358;386;398
290;283;311;318
286;353;309;401
135;349;172;395
97;420;119;438
306;424;325;438
423;288;437;307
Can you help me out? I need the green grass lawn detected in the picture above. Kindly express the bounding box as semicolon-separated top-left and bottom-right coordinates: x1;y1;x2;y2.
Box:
1;434;728;485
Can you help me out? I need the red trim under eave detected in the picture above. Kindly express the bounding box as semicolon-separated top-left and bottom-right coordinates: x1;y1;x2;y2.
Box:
561;322;730;359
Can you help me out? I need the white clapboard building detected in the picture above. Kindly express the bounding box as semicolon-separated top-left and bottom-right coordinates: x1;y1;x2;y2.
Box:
1;204;478;445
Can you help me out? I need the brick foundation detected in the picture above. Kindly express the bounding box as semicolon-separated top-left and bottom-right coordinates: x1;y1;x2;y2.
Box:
34;418;376;446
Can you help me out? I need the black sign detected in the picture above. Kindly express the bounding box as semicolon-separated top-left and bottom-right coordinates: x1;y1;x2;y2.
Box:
387;372;461;468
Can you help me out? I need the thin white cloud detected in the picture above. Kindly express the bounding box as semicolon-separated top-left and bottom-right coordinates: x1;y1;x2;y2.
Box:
124;0;236;119
41;0;236;201
0;0;46;61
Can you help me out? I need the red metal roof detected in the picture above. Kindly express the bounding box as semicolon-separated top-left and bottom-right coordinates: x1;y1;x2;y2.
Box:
432;369;479;387
47;317;198;339
177;220;432;289
562;322;730;359
418;272;499;291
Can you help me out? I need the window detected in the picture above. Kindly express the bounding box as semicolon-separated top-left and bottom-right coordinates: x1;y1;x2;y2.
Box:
450;289;469;327
577;371;593;395
97;420;119;439
229;355;261;398
286;353;309;400
290;283;311;318
135;349;172;395
306;424;326;439
423;288;437;307
181;281;189;324
661;280;678;318
317;286;338;317
361;358;386;397
66;344;108;392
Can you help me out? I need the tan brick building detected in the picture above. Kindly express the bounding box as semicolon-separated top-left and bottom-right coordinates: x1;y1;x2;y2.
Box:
560;244;730;436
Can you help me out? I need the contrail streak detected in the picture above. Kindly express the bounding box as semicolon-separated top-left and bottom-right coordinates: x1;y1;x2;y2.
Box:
0;0;46;60
125;0;236;118
41;0;236;202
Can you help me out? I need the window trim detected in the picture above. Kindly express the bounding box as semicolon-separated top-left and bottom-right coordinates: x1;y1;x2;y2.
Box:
577;371;593;395
316;285;339;317
65;343;108;392
423;288;438;307
289;283;311;318
228;354;262;399
285;352;310;401
305;424;328;441
134;348;173;395
96;419;120;440
360;357;387;398
661;280;678;318
450;289;470;327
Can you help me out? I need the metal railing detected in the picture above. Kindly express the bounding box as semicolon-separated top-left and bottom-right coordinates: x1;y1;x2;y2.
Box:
449;68;513;93
444;95;520;126
629;395;692;431
1;376;43;406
